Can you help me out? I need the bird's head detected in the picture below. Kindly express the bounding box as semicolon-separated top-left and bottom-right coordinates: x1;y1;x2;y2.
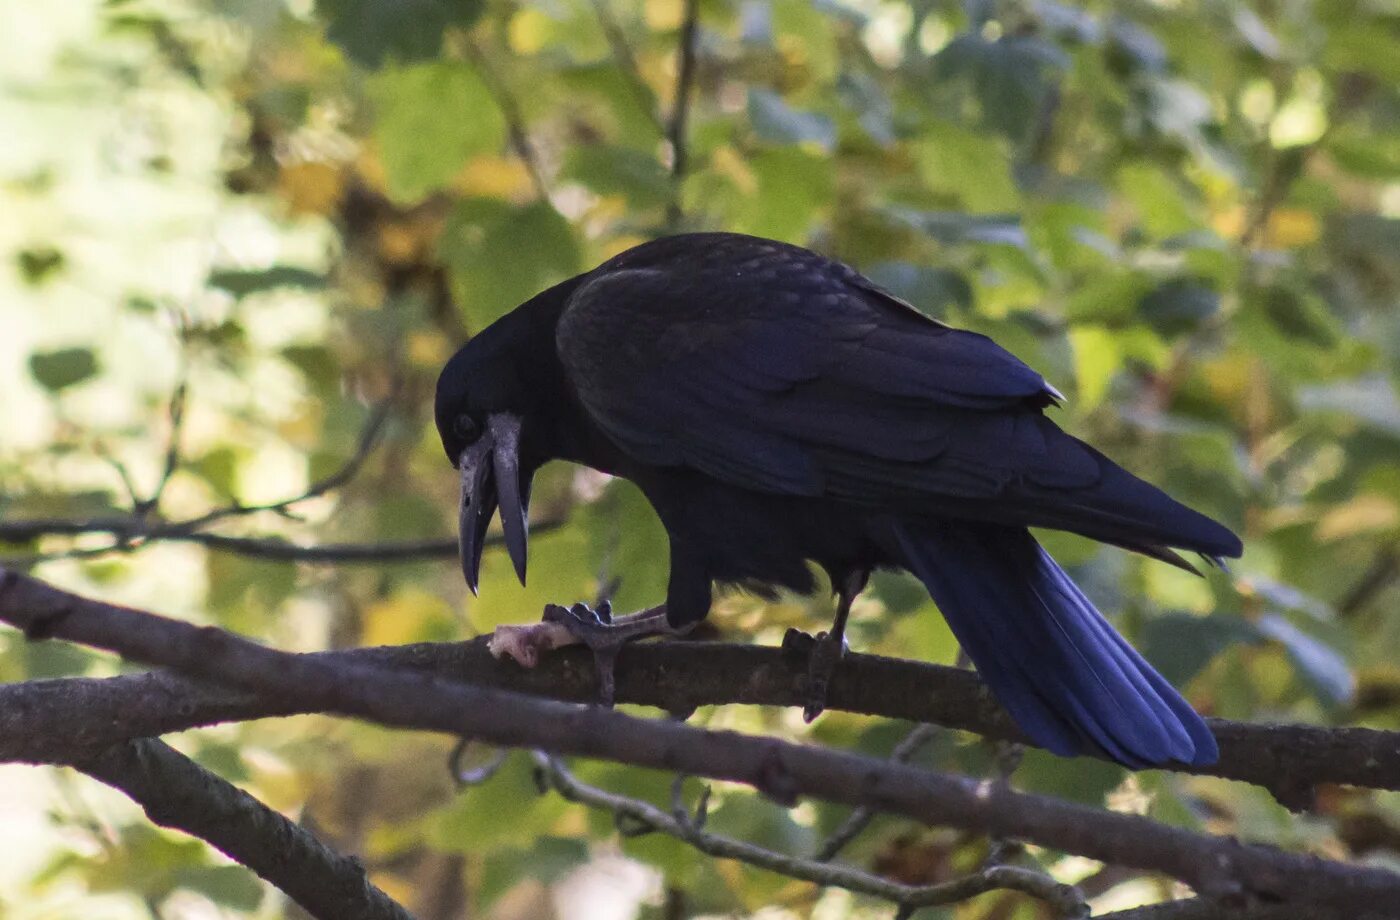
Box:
434;280;579;594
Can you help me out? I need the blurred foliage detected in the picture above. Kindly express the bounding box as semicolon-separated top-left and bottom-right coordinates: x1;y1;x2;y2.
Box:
2;0;1399;917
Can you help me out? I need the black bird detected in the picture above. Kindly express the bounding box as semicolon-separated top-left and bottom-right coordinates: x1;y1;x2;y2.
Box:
435;232;1241;767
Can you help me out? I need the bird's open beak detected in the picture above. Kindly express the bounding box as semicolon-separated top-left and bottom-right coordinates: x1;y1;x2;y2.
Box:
457;413;529;594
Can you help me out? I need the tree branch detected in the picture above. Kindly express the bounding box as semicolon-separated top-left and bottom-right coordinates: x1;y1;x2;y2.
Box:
665;0;699;229
531;750;1087;917
1;622;1395;805
0;518;562;566
77;738;414;920
1;395;401;565
463;37;549;201
587;0;663;134
1;569;1397;915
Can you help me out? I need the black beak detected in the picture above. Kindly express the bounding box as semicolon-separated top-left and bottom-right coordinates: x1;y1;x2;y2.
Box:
456;413;529;594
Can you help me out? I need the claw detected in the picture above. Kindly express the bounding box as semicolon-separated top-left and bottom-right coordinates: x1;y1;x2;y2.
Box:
801;630;848;723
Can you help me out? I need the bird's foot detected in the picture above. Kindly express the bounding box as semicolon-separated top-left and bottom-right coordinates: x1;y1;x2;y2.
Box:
782;627;848;723
488;602;677;706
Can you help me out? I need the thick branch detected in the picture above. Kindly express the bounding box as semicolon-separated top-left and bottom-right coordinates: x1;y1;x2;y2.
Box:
79;738;414;920
1;631;1395;806
1;570;1398;914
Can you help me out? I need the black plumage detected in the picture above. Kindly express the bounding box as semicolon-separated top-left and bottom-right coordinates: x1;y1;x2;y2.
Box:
435;232;1241;767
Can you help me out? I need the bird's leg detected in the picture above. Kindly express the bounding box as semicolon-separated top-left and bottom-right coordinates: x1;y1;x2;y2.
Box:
786;570;869;723
488;602;689;706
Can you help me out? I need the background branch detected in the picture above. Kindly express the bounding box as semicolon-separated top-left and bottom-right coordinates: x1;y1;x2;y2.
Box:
1;569;1398;915
532;750;1087;918
665;0;699;229
78;737;414;920
0;518;563;566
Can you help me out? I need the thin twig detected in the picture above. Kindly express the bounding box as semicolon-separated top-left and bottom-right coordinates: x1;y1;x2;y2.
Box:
177;396;394;532
532;752;1087;917
136;376;188;516
816;722;939;861
1338;545;1400;619
587;0;663;134
0;518;565;567
665;0;700;229
463;38;549;201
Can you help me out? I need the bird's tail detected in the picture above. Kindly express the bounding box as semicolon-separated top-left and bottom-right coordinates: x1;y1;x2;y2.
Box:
890;519;1218;767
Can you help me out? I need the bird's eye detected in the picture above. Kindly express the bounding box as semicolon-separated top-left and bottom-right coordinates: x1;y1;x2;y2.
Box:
454;415;481;443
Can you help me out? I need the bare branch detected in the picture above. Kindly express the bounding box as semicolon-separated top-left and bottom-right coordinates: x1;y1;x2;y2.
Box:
816;722;939;862
177;395;394;532
1339;545;1400;619
532;751;1087;917
587;0;663;134
1;628;1396;803
463;38;549;202
665;0;700;229
1;570;1398;915
0;517;563;567
79;738;415;920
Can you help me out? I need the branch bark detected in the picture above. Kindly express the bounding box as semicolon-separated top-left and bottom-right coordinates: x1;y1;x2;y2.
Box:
79;738;414;920
3;628;1389;808
1;568;1398;915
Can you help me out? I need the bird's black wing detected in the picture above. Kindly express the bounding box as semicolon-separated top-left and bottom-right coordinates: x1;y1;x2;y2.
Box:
556;235;1239;558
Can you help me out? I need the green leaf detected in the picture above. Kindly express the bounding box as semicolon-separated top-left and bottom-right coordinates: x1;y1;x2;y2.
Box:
440;199;580;328
16;246;65;285
319;0;483;68
930;34;1067;142
1140;613;1259;686
862;263;972;318
1116;163;1200;238
29;347;98;392
368;62;505;202
748;89;836;151
1256;613;1354;706
174;865;264;910
1068;325;1121;410
208;266;325;297
884;206;1027;248
731;147;832;243
1017;748;1127;805
915;120;1018;213
564;145;670;209
1138;280;1219;336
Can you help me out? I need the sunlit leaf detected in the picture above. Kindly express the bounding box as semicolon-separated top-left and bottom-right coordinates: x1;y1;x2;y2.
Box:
368;62;505;202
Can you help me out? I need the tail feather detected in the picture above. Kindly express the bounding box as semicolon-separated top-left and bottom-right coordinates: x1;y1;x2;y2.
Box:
892;520;1218;767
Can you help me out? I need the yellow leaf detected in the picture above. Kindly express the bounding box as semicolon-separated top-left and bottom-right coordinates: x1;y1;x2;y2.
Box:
645;0;683;30
459;155;532;198
278;161;345;215
362;587;456;646
1317;494;1400;541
